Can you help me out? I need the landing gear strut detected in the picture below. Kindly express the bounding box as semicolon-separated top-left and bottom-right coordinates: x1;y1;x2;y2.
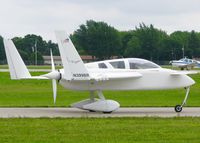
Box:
175;87;190;112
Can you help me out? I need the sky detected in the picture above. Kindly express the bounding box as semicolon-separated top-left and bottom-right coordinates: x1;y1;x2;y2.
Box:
1;0;200;42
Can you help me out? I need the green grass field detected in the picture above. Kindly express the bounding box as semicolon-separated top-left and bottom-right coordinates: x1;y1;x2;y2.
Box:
0;117;199;143
0;72;199;107
0;65;63;69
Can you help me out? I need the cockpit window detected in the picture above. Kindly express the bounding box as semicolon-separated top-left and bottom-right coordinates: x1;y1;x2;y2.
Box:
181;58;188;62
109;61;125;69
129;59;160;69
180;58;193;63
98;63;107;69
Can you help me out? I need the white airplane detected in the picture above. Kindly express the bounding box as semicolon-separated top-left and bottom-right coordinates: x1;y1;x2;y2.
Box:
3;31;196;113
170;58;197;70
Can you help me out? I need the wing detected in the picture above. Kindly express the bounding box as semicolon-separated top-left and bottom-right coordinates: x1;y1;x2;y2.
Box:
90;71;142;81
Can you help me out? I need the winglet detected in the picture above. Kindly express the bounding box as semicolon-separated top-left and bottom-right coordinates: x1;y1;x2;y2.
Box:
3;39;31;79
55;31;90;81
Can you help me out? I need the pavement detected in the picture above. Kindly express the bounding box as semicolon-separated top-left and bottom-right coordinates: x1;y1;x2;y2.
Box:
0;107;199;118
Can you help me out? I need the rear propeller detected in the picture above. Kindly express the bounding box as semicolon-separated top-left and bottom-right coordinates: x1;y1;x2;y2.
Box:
51;49;57;103
42;49;61;103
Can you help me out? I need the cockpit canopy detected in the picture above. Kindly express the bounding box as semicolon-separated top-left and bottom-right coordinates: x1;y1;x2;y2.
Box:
180;58;196;63
86;58;161;70
128;59;160;69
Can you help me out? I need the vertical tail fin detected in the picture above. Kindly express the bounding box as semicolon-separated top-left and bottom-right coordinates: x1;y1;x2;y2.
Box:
3;39;31;79
55;31;90;80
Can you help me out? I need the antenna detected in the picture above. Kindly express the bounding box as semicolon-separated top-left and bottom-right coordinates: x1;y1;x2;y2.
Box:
34;40;37;65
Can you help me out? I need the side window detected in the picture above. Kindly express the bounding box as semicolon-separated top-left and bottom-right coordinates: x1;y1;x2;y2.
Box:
129;62;139;69
109;61;125;69
98;63;107;69
129;59;160;69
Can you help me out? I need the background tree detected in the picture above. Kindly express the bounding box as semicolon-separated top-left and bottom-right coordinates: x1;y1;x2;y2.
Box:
123;23;168;61
124;36;141;57
30;52;44;65
159;38;182;61
119;31;134;57
0;36;6;64
73;20;122;60
12;35;59;64
170;31;190;59
188;30;200;58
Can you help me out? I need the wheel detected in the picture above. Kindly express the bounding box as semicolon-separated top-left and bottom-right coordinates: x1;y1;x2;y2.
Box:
89;110;96;112
175;105;182;112
103;111;112;114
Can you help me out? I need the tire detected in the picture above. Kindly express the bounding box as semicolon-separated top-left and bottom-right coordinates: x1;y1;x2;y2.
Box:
89;110;96;112
175;105;182;112
103;111;112;114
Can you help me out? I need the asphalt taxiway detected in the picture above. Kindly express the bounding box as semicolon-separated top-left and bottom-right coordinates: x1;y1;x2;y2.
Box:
0;107;199;118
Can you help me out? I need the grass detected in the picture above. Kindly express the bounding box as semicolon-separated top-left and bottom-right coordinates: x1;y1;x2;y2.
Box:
0;72;200;107
1;64;199;70
0;65;63;69
162;65;200;70
0;117;199;143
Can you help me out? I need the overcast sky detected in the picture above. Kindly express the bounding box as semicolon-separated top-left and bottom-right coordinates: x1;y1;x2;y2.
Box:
1;0;200;41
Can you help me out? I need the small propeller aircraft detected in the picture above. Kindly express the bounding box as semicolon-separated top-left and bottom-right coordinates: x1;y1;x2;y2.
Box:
3;31;196;113
170;58;197;70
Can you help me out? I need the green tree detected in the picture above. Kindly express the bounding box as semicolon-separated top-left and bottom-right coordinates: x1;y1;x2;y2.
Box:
45;40;59;56
73;20;122;60
12;35;42;64
170;31;190;58
124;36;141;57
119;31;134;56
188;30;200;58
12;35;52;64
30;52;44;65
0;36;6;64
124;23;168;61
159;38;182;60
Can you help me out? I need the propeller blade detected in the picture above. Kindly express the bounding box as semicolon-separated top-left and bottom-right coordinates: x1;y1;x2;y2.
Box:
50;49;55;71
50;49;57;103
52;79;57;103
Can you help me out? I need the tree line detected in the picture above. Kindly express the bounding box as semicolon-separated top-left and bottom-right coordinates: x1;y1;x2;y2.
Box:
1;20;200;64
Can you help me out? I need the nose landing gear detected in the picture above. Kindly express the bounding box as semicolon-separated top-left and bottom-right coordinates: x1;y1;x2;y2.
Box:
175;87;190;112
175;105;182;112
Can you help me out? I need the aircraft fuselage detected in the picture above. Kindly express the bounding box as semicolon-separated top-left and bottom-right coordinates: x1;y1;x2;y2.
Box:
59;68;195;91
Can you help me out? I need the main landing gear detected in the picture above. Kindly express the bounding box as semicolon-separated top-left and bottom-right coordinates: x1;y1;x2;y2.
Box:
71;90;120;113
175;87;190;113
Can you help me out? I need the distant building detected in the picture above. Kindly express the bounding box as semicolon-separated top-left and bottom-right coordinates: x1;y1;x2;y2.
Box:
43;56;62;65
43;55;95;65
